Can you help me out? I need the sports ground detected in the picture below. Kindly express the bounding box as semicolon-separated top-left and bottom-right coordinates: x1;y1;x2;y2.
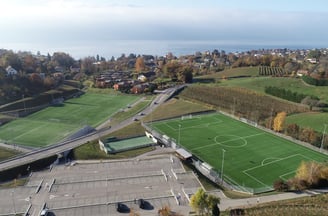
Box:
150;113;328;193
0;93;139;147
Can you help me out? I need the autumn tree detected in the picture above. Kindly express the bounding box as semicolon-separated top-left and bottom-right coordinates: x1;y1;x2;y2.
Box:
190;188;220;216
292;161;328;189
23;54;37;73
177;66;193;83
135;57;145;73
0;51;22;71
164;61;180;80
158;206;183;216
273;111;286;132
81;57;96;75
286;124;300;139
299;128;321;146
52;52;75;69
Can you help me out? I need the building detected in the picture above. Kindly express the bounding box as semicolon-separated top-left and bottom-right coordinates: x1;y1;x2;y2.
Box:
6;66;18;76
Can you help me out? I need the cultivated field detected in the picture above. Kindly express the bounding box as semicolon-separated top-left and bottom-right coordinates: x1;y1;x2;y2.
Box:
150;113;328;193
0;93;139;147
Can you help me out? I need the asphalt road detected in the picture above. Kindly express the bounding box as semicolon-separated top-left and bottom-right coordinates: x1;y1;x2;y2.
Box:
0;85;185;172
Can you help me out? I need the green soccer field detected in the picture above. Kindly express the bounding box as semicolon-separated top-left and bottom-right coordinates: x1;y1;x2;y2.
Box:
0;93;139;147
150;113;328;193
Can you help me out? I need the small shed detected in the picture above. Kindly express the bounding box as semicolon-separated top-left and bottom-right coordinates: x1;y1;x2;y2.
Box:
175;148;192;160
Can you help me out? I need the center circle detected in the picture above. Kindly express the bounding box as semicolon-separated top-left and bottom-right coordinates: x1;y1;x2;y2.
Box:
214;135;247;148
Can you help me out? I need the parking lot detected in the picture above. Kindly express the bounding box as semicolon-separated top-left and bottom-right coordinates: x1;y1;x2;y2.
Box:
0;154;201;216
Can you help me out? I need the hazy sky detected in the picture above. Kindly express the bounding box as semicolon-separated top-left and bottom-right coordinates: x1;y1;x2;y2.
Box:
1;0;328;57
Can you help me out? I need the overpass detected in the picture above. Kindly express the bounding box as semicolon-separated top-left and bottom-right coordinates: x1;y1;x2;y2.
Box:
0;85;186;172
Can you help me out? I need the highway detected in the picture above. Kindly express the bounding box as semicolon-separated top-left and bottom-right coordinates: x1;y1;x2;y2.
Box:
0;85;185;172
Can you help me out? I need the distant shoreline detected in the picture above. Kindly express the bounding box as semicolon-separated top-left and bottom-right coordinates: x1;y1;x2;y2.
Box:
2;40;323;59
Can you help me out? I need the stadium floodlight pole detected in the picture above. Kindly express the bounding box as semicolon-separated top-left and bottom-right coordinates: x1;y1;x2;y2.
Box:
221;149;226;184
11;190;16;215
22;94;26;112
320;124;327;152
178;124;181;145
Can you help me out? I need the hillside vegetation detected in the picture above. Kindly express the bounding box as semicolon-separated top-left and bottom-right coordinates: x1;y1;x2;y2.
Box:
218;77;328;103
237;193;328;216
286;112;328;133
180;85;308;124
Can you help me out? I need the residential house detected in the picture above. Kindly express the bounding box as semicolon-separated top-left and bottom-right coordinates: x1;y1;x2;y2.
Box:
137;74;147;82
130;83;149;94
296;70;309;77
6;66;18;75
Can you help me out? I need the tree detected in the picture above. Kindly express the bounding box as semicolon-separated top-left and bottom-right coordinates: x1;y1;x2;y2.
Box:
307;49;321;60
190;188;220;216
178;66;193;83
286;124;300;139
294;161;326;188
273;179;289;191
135;57;145;73
80;57;96;75
273;111;286;132
1;51;22;71
158;206;183;216
52;52;75;69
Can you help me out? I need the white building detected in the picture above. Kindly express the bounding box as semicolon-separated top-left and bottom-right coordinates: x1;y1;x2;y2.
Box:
6;66;18;75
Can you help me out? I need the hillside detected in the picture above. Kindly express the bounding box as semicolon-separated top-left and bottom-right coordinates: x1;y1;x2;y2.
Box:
237;193;328;216
218;76;328;103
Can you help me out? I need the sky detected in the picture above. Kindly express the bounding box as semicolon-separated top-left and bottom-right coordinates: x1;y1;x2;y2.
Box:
0;0;328;58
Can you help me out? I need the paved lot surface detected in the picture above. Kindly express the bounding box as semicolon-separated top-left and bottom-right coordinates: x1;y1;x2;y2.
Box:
0;154;200;216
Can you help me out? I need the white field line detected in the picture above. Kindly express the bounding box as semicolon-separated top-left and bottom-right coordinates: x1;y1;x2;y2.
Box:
191;133;264;151
280;170;296;181
244;154;302;173
11;122;50;141
242;170;270;188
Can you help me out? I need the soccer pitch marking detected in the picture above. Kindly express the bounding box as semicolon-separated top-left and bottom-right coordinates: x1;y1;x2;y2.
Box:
261;157;281;166
163;116;223;132
191;132;264;151
243;154;312;188
8;121;51;142
280;171;296;181
245;154;303;173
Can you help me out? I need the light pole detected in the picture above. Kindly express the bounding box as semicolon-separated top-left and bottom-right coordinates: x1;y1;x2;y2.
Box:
178;124;181;145
11;190;16;215
22;94;26;113
320;124;327;152
221;149;226;184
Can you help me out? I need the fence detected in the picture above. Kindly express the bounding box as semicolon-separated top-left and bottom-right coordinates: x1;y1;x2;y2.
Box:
141;113;277;194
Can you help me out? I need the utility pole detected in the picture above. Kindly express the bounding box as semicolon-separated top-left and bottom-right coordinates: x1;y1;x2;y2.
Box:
178;124;181;145
320;124;327;152
22;94;26;113
221;149;226;184
11;190;16;215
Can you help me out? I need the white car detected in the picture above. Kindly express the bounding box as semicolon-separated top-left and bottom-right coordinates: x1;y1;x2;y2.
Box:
40;208;49;216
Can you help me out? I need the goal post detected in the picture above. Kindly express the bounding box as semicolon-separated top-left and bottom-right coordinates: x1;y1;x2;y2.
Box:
181;114;193;120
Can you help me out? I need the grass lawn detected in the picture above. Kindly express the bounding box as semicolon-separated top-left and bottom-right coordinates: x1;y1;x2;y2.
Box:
0;93;140;147
200;67;259;80
110;95;154;125
218;77;328;103
0;147;20;161
149;113;328;193
286;112;328;133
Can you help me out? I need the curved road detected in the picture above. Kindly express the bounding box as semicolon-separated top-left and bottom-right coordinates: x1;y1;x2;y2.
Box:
0;85;185;172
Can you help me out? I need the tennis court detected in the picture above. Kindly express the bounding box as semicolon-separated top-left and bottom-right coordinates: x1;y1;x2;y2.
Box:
102;136;154;153
150;113;328;193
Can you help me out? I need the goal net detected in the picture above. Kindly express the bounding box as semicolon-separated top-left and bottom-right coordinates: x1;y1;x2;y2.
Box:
181;114;192;120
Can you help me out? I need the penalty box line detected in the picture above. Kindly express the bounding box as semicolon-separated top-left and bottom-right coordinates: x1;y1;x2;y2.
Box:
242;154;307;188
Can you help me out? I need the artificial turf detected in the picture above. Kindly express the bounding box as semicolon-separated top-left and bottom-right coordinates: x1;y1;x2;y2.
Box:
150;113;328;193
0;93;139;147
